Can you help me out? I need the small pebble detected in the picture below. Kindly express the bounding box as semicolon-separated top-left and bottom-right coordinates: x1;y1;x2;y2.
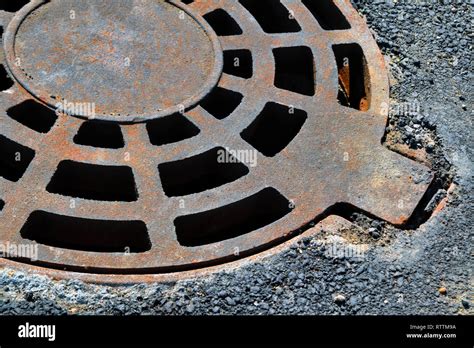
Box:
333;294;346;305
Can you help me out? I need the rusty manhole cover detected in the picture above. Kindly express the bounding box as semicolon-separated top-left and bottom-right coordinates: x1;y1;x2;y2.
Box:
0;0;432;280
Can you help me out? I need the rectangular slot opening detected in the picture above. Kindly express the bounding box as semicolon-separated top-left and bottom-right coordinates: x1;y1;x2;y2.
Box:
159;147;249;197
20;211;151;253
273;46;315;96
175;187;293;246
241;102;307;157
7;100;57;134
333;43;371;111
302;0;351;30
46;161;138;202
203;9;243;36
0;135;35;182
238;0;301;33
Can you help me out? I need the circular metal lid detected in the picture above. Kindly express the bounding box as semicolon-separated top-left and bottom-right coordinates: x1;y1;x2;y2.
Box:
5;0;223;122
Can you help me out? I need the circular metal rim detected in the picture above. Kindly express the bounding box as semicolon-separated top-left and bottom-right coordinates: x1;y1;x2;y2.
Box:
3;0;224;123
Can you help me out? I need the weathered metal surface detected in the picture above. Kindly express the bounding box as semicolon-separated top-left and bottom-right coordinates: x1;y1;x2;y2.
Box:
0;0;433;282
5;0;223;122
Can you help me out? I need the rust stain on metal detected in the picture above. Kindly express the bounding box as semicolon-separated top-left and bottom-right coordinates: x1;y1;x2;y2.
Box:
0;0;434;282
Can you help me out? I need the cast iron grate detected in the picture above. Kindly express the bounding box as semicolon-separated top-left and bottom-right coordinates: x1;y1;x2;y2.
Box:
0;0;433;279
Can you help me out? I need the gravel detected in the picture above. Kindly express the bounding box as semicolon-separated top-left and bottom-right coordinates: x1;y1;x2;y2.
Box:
0;1;472;315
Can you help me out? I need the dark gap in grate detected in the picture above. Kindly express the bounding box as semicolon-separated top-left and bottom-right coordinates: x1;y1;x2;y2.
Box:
74;121;124;149
315;202;386;233
7;99;57;133
0;64;14;91
200;87;243;119
302;0;351;30
273;46;315;96
159;147;249;197
0;0;29;12
175;187;293;247
223;49;253;79
181;0;194;4
321;202;374;221
241;102;307;157
238;0;301;33
147;113;200;146
46;161;138;202
0;199;4;211
203;9;243;36
20;211;151;253
333;43;371;111
0;135;35;182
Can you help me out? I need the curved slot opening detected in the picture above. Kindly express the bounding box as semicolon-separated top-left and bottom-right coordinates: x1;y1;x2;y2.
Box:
175;187;293;247
302;0;351;30
159;147;249;197
203;9;243;36
74;121;124;149
7;100;58;133
273;46;315;96
0;135;35;182
200;87;243;120
241;102;307;157
238;0;301;33
20;211;151;253
146;113;200;146
46;161;138;202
